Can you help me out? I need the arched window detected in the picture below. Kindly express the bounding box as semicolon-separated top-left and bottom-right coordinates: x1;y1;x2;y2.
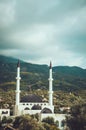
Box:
24;107;30;110
55;120;59;127
61;120;66;127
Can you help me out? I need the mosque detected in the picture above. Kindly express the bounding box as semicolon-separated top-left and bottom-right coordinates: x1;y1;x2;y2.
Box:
0;61;66;130
14;60;54;115
14;61;66;130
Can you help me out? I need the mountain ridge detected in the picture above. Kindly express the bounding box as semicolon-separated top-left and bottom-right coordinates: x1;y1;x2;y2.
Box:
0;55;86;91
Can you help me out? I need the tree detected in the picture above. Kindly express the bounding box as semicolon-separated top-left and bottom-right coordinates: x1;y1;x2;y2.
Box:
6;118;13;124
42;117;54;125
42;117;60;130
66;104;86;130
50;125;60;130
31;113;39;121
13;115;45;130
43;123;50;130
2;116;7;124
43;122;60;130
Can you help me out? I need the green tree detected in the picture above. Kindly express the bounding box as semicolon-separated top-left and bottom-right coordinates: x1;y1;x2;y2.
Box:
6;117;13;124
43;122;51;130
42;117;54;125
13;115;45;130
2;116;7;124
31;113;39;121
43;122;60;130
66;104;86;130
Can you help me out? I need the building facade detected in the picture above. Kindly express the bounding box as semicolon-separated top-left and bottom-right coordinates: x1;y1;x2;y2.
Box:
0;109;10;120
14;61;66;130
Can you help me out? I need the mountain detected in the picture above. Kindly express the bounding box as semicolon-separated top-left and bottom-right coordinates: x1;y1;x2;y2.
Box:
0;55;86;91
0;55;19;63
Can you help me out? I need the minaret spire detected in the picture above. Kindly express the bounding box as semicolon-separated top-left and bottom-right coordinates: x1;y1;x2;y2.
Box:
50;61;52;69
48;61;53;110
16;60;21;106
17;59;20;68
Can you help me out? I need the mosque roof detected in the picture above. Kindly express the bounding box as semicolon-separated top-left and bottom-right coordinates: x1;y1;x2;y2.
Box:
20;94;43;103
41;108;52;113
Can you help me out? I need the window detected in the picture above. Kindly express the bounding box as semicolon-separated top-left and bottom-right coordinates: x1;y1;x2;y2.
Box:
2;111;8;114
24;107;30;110
61;120;65;127
55;120;59;127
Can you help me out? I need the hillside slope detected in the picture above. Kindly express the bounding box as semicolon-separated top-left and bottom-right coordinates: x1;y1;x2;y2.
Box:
0;55;86;91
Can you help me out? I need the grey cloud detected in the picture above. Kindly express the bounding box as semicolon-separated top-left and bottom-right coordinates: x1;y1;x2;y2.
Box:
0;0;86;67
15;0;86;26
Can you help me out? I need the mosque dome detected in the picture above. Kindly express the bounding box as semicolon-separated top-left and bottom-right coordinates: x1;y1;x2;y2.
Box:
20;94;42;102
41;108;52;113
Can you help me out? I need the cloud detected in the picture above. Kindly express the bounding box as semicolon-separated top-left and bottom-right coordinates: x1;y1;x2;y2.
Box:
0;0;16;28
0;0;86;68
6;24;55;47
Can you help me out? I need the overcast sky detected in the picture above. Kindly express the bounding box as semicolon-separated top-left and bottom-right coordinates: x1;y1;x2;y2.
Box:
0;0;86;68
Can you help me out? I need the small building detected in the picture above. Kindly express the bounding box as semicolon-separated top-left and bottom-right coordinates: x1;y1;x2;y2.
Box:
0;109;10;120
41;113;66;130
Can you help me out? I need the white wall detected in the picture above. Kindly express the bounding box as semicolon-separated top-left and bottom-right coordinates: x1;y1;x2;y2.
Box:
41;113;66;130
0;109;10;120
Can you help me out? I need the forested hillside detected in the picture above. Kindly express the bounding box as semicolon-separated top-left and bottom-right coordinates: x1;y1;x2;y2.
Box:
0;55;86;91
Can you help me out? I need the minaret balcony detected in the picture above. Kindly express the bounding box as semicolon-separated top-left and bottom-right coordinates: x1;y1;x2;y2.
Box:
16;77;21;80
48;91;53;94
15;90;21;93
48;78;53;81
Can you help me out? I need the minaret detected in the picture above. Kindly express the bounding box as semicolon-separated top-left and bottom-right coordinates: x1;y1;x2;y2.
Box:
48;61;53;107
16;60;21;106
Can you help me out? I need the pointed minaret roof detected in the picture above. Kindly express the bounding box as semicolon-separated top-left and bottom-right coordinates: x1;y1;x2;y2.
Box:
17;60;20;67
50;61;52;69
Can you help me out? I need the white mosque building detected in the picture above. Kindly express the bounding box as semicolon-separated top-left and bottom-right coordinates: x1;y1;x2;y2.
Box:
14;61;66;130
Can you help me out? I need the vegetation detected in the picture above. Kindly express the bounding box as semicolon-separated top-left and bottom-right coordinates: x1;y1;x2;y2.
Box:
0;88;86;115
66;103;86;130
13;115;45;130
42;116;54;125
0;55;86;92
0;55;86;129
0;55;85;110
0;114;60;130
